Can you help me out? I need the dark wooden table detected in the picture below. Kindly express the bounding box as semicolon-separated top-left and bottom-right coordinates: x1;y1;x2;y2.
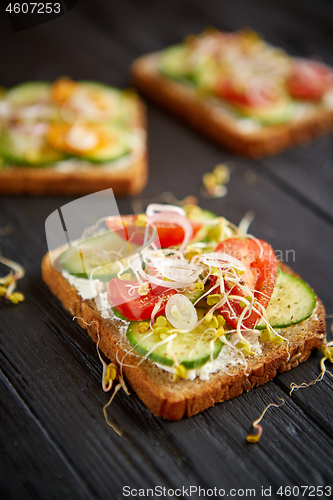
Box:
1;1;333;499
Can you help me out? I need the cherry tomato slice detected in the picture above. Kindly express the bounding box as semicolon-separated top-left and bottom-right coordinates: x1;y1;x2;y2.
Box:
213;238;277;329
215;77;280;109
107;278;177;321
287;59;333;101
106;215;202;248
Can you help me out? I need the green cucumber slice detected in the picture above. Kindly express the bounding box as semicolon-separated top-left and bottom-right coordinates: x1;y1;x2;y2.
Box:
256;270;316;330
60;231;139;281
126;320;223;369
6;82;51;106
234;98;294;125
0;129;64;166
183;287;205;304
70;126;131;163
185;206;217;223
159;45;191;80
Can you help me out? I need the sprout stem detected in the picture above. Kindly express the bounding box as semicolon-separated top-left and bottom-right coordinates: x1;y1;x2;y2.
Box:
246;398;285;443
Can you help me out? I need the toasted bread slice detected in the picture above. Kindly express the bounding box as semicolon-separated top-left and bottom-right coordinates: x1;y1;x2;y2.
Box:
0;91;147;196
42;249;326;421
0;145;147;196
131;53;333;158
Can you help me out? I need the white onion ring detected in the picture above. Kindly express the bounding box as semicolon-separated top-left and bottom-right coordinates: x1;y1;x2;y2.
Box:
148;256;201;284
200;252;246;272
130;255;192;289
166;294;198;331
146;203;185;218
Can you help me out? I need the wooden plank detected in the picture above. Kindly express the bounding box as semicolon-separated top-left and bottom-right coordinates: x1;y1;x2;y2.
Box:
0;372;91;500
0;5;132;88
164;382;333;490
260;141;333;222
273;349;333;438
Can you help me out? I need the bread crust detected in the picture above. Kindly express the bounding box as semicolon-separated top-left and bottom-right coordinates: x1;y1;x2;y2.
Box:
0;102;148;196
131;54;333;158
42;249;326;420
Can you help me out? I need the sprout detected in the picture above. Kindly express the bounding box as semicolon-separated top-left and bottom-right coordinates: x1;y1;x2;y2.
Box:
138;283;150;296
155;316;167;329
260;329;274;342
207;293;223;306
217;315;226;327
204;313;213;324
194;282;204;291
235;341;256;356
138;322;150;333
271;335;283;346
153;326;169;339
216;327;225;338
72;316;131;436
246;398;285;443
8;292;25;304
134;214;147;226
201;164;230;198
289;340;333;395
0;253;25;304
173;363;187;381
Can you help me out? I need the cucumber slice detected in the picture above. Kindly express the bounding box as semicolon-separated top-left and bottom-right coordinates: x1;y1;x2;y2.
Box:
76;128;131;163
184;205;217;223
0;129;64;166
256;270;316;330
127;319;223;369
6;82;51;106
47;122;132;163
183;287;205;304
60;231;139;281
234;98;294;125
159;45;191;80
192;59;221;92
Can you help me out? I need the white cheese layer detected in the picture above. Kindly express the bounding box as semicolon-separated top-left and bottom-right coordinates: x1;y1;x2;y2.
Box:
62;271;115;320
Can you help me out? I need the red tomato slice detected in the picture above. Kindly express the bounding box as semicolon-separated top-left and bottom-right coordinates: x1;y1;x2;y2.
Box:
213;238;277;329
216;77;280;109
107;278;177;321
106;215;202;248
287;59;333;100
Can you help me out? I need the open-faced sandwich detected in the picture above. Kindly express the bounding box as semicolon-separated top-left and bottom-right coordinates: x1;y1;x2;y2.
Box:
42;203;326;420
0;78;147;195
131;29;333;157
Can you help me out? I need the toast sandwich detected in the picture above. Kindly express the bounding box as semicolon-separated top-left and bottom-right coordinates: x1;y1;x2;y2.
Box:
131;29;333;158
0;78;147;195
42;204;326;420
